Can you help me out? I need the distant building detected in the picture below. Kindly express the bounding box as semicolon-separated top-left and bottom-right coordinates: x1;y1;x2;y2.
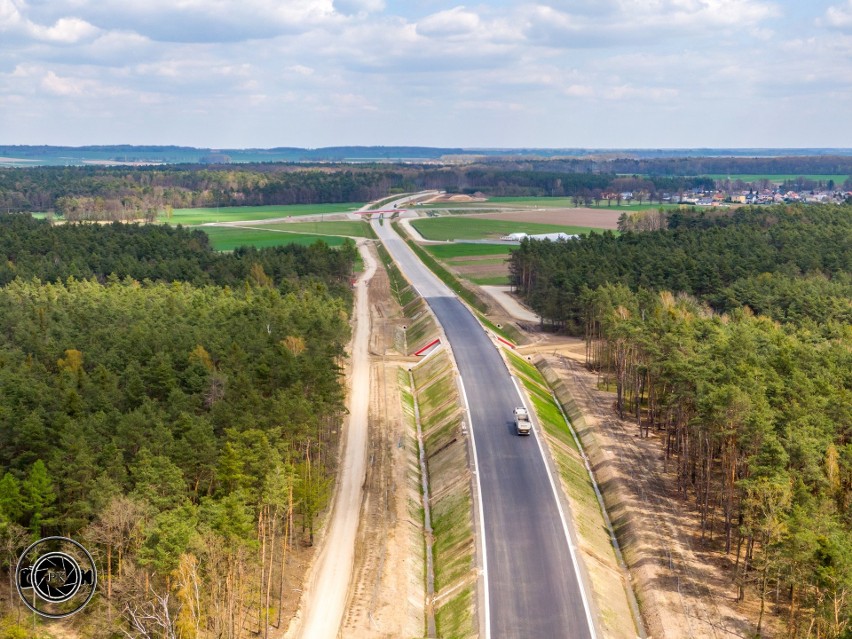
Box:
500;232;578;242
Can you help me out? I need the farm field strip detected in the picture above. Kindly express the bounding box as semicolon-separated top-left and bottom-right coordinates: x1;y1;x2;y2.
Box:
411;217;598;241
424;243;516;258
250;220;376;238
199;226;351;250
168;202;364;224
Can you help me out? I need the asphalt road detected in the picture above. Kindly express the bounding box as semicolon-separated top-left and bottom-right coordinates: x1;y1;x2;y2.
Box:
372;212;595;638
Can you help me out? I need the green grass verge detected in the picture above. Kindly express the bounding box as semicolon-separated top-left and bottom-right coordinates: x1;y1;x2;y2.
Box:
447;257;509;266
469;275;510;286
434;586;473;639
167;202;364;225
376;243;416;307
199;226;350;251
424;243;516;259
411;217;597;241
473;312;523;345
392;221;488;313
431;489;473;593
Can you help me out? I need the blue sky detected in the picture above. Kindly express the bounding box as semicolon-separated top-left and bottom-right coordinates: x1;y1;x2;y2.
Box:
1;0;851;148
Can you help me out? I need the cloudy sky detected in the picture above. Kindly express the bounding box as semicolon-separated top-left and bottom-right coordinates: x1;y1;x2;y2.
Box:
2;0;851;148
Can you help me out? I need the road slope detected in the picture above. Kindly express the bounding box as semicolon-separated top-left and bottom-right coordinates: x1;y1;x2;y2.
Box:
373;213;596;638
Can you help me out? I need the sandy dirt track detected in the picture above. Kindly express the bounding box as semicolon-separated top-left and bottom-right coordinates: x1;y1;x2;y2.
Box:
292;241;377;639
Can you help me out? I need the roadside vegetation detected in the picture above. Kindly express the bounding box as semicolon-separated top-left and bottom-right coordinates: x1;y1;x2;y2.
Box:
392;220;489;313
407;352;476;638
505;350;640;638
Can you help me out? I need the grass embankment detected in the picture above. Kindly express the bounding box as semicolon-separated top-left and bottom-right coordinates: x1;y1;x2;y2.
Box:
406;351;476;638
505;350;641;639
391;220;489;313
375;243;439;355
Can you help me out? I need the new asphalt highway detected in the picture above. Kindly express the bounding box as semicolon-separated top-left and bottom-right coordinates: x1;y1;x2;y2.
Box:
372;210;596;638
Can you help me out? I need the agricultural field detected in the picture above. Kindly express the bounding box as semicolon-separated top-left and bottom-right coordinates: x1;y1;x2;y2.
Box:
166;202;364;225
248;220;376;238
416;198;681;213
423;243;515;259
410;216;598;241
421;242;514;287
199;226;352;251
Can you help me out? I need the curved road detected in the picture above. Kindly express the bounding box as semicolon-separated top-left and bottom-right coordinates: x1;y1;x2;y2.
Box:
372;207;596;638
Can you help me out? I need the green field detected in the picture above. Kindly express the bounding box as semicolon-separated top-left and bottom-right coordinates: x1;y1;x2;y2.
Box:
199;226;351;251
424;243;516;259
411;217;597;241
166;203;364;225
253;220;376;238
417;198;683;213
469;275;511;285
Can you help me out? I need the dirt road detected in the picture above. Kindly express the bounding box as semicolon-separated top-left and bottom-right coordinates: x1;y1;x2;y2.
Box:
294;241;377;639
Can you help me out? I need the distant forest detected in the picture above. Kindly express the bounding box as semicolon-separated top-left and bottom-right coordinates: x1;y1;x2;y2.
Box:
0;162;720;217
0;216;357;637
510;204;852;636
3;156;850;220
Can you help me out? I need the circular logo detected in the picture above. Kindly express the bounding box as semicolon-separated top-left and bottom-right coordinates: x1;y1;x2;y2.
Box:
16;537;97;619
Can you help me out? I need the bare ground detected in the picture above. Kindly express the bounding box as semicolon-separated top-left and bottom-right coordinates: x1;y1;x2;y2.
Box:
340;243;427;638
528;340;781;639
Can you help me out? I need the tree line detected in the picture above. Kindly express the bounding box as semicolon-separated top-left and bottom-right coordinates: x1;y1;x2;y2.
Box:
510;204;852;636
0;164;716;218
509;204;852;331
582;284;851;637
0;216;357;637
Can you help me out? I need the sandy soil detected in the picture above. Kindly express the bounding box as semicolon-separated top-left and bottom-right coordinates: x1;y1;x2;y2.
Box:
474;207;622;229
339;244;426;639
480;286;538;323
536;346;780;639
291;241;377;639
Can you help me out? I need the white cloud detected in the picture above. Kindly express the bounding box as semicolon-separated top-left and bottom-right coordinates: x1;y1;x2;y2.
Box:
34;16;98;43
22;0;340;43
416;6;481;37
41;70;82;95
823;1;852;31
288;64;315;76
1;0;851;148
523;0;779;46
1;0;98;43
